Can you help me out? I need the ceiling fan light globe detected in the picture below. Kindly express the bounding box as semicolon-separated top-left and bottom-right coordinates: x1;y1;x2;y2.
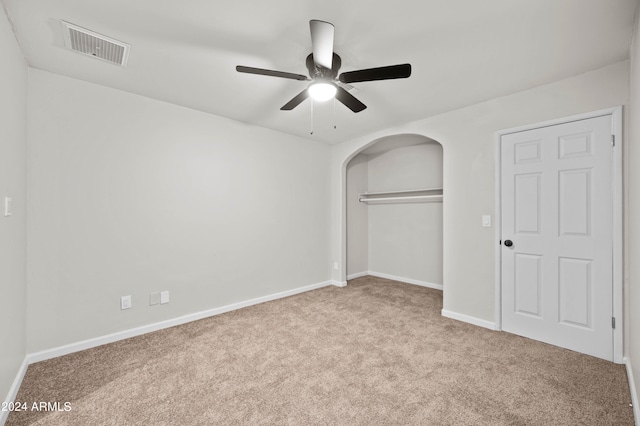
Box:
308;82;336;102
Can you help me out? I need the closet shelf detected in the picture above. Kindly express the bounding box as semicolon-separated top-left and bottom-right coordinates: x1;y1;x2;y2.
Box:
359;195;443;204
358;188;443;204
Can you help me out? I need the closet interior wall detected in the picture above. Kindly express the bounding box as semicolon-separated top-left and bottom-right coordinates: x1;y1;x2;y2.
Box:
346;154;369;276
346;138;443;287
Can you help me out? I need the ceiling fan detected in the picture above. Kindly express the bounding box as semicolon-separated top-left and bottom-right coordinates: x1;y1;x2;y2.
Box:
236;20;411;113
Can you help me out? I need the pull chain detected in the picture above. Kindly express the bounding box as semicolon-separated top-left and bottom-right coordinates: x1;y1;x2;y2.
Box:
310;99;314;135
333;97;337;130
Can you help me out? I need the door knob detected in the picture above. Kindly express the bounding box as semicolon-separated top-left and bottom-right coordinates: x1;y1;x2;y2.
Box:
504;239;513;247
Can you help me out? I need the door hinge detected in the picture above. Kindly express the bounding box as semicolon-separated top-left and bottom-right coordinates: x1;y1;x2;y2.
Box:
612;317;616;329
611;135;615;147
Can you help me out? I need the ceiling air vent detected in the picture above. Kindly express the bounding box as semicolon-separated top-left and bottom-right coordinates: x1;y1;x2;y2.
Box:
61;21;130;67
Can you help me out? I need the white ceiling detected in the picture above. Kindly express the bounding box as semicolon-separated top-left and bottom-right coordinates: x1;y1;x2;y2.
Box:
3;0;638;145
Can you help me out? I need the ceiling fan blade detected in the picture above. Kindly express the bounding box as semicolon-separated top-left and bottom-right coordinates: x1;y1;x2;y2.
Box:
335;86;366;113
339;64;412;83
310;20;334;69
236;65;309;81
280;89;310;110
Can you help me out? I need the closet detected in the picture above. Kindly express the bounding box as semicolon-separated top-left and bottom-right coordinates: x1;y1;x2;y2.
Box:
346;134;443;289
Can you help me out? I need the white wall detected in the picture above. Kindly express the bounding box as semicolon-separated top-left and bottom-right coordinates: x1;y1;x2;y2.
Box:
367;143;443;285
0;5;28;408
346;154;368;277
332;60;629;324
627;9;640;412
26;69;332;353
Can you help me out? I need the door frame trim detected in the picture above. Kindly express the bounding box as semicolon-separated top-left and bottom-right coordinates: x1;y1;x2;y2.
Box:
494;106;623;363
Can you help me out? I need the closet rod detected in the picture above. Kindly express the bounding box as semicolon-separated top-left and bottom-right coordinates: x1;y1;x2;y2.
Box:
361;188;443;197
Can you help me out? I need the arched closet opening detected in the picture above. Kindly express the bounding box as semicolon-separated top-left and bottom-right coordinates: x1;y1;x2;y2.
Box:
346;134;444;290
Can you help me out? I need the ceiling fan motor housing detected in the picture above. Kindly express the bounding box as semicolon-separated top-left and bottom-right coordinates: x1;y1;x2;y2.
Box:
306;53;341;81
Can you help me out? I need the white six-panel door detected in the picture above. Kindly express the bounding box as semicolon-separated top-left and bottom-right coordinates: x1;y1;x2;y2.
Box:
500;115;613;361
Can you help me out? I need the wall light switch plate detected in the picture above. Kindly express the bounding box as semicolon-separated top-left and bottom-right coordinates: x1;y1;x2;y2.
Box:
482;215;491;227
160;291;170;304
4;197;12;217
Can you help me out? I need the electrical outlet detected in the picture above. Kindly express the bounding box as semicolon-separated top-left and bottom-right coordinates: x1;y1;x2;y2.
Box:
120;295;132;310
482;215;491;227
160;291;170;304
149;292;160;306
333;262;339;270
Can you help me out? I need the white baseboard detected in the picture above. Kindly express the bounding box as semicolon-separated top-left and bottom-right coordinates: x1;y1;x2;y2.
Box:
441;309;496;330
28;280;334;364
624;357;640;426
346;271;368;280
1;356;29;425
368;271;443;290
331;280;347;287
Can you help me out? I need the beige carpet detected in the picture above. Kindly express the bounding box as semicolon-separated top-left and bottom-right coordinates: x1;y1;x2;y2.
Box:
7;276;634;425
